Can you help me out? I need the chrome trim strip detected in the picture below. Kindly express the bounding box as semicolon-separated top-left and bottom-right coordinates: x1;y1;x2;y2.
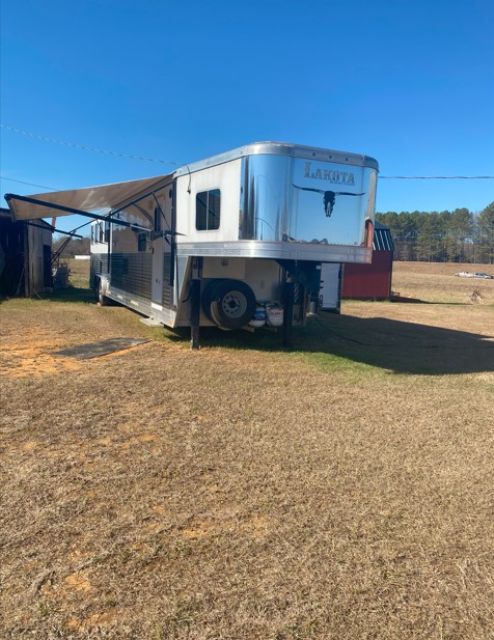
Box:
106;286;177;327
176;241;372;263
174;141;378;177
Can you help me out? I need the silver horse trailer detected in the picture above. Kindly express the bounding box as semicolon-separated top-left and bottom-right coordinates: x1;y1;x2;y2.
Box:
5;141;378;347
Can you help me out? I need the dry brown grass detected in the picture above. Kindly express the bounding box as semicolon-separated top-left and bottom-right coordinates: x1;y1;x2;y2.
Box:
1;262;494;639
392;261;494;304
65;258;91;289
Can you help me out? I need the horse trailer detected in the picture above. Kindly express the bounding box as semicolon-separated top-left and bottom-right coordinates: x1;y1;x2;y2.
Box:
5;141;378;347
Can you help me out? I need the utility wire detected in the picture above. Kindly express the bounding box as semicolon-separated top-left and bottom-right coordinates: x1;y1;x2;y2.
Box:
1;124;179;167
2;172;493;194
380;175;494;179
0;175;59;191
2;123;493;178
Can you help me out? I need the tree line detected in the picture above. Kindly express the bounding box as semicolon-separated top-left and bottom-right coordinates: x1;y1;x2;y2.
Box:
53;236;90;257
376;201;494;263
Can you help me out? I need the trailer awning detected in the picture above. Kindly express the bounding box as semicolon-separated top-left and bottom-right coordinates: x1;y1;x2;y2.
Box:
5;173;172;221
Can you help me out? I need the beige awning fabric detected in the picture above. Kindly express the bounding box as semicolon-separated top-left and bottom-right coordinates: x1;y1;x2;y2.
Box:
6;173;172;221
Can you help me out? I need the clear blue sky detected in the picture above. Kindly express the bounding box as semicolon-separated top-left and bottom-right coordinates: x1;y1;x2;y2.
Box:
1;0;493;234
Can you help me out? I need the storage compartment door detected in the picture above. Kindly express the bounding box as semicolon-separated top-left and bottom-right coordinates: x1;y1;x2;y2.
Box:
151;234;164;305
319;263;341;311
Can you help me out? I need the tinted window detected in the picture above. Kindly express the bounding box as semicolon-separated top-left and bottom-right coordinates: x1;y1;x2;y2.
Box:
196;189;221;231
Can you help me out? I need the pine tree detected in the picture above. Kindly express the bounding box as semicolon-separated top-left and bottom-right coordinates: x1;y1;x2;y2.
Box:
478;202;494;264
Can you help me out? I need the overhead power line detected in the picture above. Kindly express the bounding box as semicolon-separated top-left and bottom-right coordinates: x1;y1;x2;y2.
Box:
0;175;59;191
1;123;493;178
2;171;493;194
380;175;494;179
1;124;179;167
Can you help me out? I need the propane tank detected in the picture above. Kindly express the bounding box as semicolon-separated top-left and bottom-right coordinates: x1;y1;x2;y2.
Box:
266;304;284;327
249;305;267;328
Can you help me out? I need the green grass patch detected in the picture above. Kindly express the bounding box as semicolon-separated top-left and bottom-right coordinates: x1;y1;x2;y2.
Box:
45;286;96;304
296;348;386;377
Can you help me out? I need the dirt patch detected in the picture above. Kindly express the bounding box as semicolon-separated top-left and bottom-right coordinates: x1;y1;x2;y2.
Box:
63;571;94;594
65;608;122;633
0;308;154;379
0;328;83;378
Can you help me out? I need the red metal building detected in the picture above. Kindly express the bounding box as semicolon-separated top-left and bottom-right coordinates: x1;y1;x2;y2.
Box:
342;222;394;299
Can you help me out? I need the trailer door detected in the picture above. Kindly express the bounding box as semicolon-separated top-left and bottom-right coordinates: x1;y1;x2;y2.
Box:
151;189;174;310
151;207;165;307
151;228;164;306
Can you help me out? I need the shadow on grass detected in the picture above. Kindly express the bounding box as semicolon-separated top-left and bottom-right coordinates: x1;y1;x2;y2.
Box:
18;286;494;376
41;286;97;304
0;286;96;305
178;312;494;376
390;295;470;306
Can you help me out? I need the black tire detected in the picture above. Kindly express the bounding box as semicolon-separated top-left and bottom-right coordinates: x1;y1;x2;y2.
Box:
202;279;256;329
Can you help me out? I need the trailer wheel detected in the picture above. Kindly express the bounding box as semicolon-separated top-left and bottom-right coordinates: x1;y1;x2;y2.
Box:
202;279;256;330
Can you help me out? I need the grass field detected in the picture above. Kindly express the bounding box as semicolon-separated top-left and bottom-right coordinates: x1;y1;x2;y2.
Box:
392;261;494;304
1;260;494;639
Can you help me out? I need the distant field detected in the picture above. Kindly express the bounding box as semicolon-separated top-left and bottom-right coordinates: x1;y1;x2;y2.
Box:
1;261;494;639
392;260;494;304
65;257;90;289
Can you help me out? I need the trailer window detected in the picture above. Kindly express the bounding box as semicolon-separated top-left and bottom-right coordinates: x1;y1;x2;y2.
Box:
196;189;221;231
104;221;110;243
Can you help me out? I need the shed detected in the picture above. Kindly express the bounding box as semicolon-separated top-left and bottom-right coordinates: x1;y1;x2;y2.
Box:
341;221;394;299
0;208;53;296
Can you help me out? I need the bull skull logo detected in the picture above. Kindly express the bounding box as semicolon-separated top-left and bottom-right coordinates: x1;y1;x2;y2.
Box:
293;184;364;218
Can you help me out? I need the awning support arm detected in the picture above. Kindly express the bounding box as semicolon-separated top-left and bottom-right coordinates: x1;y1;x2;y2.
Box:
5;194;149;231
26;221;83;239
106;180;170;217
